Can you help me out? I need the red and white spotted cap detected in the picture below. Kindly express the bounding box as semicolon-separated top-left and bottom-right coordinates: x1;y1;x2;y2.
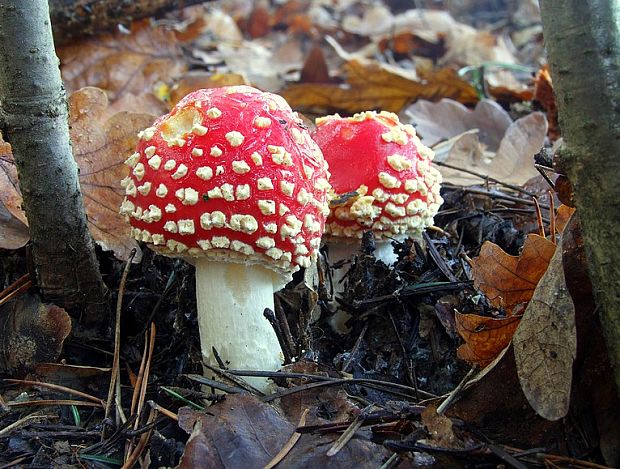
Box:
311;111;442;240
120;85;331;277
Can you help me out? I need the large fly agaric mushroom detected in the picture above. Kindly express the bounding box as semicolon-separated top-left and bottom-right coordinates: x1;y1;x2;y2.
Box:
311;110;443;265
120;86;330;389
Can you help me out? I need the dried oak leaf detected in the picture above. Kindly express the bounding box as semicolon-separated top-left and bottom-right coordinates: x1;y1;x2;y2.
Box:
178;394;388;468
406;98;513;148
513;241;576;421
0;88;152;260
0;135;28;249
455;312;522;367
70;87;154;260
407;99;547;186
0;293;71;376
472;234;556;312
281;60;478;114
58;20;186;116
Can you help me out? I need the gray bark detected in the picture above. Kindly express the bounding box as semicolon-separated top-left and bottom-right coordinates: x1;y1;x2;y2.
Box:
539;0;620;392
0;0;108;322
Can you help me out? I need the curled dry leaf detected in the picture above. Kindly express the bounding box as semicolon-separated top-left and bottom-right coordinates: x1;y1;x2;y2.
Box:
472;234;556;312
455;312;522;367
58;20;186;116
0;87;153;260
0;293;71;376
513;241;576;421
406;99;547;186
406;98;513;148
282;60;478;114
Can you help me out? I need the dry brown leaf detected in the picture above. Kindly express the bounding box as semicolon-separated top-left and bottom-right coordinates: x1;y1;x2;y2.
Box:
0;135;26;225
472;234;556;312
421;406;463;449
179;394;387;468
455;312;522;367
490;112;548;182
513;242;576;421
300;43;331;84
0;88;152;260
0;201;28;250
282;60;478;114
407;99;546;186
0;136;29;249
58;20;185;115
555;205;577;233
0;293;71;376
70;87;153;260
406;98;513;148
378;32;446;60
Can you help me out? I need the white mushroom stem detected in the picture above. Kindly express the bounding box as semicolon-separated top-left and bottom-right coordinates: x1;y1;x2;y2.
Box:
194;259;283;391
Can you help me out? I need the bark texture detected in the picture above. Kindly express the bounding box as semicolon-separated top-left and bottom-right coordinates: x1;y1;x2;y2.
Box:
0;0;108;321
49;0;208;45
540;0;620;392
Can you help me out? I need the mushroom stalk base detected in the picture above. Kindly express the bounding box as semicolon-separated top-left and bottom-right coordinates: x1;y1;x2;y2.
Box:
195;260;283;391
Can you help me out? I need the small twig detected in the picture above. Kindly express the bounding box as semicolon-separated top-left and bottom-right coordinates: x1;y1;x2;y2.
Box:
125;324;156;462
5;399;102;408
261;377;436;403
148;400;178;422
535;164;557;190
341;322;368;373
487;444;530;469
442;184;550;209
423;232;458;282
4;379;104;407
543;454;614;469
201;363;265;395
105;248;137;432
327;404;375;457
0;274;32;308
121;407;157;469
436;367;477;415
355;281;472;307
532;198;546;237
435;161;536;196
388;311;419;399
135;324;157;429
273;301;297;363
263;408;309;469
379;453;400;469
0;412;55;437
549;190;556;241
264;308;293;364
0;393;8;412
183;373;250;394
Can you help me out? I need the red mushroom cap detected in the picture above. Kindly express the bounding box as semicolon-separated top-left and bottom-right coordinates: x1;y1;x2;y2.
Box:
311;111;442;240
120;85;331;276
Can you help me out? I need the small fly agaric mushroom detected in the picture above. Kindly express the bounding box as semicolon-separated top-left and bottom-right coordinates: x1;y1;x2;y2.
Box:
120;86;330;389
311;110;443;265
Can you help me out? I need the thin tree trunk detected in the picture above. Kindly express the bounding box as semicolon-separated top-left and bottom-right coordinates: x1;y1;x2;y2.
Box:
539;0;620;392
49;0;209;45
0;0;108;323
